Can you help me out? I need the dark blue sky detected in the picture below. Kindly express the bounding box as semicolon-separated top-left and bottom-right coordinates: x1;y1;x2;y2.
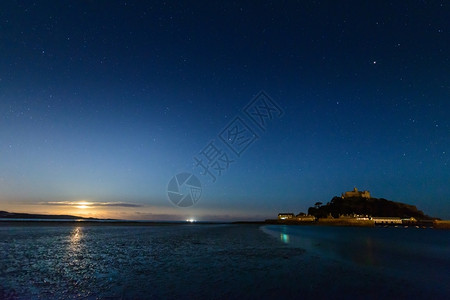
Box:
0;1;448;220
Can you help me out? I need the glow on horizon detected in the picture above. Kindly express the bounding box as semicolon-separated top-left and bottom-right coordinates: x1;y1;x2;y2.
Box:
74;201;93;209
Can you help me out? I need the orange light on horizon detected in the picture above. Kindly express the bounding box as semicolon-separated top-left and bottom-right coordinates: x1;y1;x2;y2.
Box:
74;201;93;209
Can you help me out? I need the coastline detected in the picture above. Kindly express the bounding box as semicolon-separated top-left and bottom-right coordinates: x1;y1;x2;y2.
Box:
265;218;448;229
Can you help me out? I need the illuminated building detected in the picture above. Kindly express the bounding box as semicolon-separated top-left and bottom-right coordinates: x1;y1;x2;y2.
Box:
341;187;371;199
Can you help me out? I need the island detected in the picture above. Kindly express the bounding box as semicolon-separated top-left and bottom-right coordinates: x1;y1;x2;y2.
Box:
267;188;450;229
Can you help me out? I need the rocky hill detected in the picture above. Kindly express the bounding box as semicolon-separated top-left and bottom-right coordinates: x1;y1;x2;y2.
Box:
307;197;434;220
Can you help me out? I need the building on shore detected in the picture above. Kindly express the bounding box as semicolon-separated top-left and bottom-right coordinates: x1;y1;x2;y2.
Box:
278;213;295;220
273;213;426;227
341;187;371;199
338;214;370;220
296;214;316;222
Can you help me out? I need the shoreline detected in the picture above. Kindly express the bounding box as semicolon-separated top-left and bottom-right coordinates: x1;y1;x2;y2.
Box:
265;218;449;229
1;219;448;229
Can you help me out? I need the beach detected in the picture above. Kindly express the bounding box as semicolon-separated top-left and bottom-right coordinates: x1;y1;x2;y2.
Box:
1;223;449;299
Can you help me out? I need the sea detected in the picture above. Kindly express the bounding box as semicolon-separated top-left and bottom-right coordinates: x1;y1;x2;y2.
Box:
0;223;449;299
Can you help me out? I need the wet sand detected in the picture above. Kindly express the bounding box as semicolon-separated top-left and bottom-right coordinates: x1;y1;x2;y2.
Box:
1;223;447;299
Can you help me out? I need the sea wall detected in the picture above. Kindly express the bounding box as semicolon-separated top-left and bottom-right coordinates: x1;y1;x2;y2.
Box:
265;218;375;227
433;220;450;229
265;219;315;225
318;218;375;227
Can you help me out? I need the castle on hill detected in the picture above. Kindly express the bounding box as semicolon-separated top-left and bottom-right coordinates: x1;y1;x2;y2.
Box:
341;187;371;199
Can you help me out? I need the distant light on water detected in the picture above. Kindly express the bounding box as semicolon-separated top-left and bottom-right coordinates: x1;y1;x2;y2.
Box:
186;219;196;223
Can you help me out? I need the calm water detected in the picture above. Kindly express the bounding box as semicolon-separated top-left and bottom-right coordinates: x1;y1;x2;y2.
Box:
262;225;450;296
1;223;449;299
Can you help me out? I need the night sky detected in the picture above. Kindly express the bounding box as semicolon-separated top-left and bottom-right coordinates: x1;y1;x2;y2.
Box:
0;1;448;220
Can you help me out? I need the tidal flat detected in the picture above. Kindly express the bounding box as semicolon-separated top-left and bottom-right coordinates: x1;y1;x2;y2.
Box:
1;223;449;299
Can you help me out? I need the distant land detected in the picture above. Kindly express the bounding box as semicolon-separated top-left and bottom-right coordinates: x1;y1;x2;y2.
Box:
0;211;103;220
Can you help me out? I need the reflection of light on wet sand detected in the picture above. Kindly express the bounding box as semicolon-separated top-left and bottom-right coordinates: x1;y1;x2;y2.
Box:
68;227;83;254
280;233;290;244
